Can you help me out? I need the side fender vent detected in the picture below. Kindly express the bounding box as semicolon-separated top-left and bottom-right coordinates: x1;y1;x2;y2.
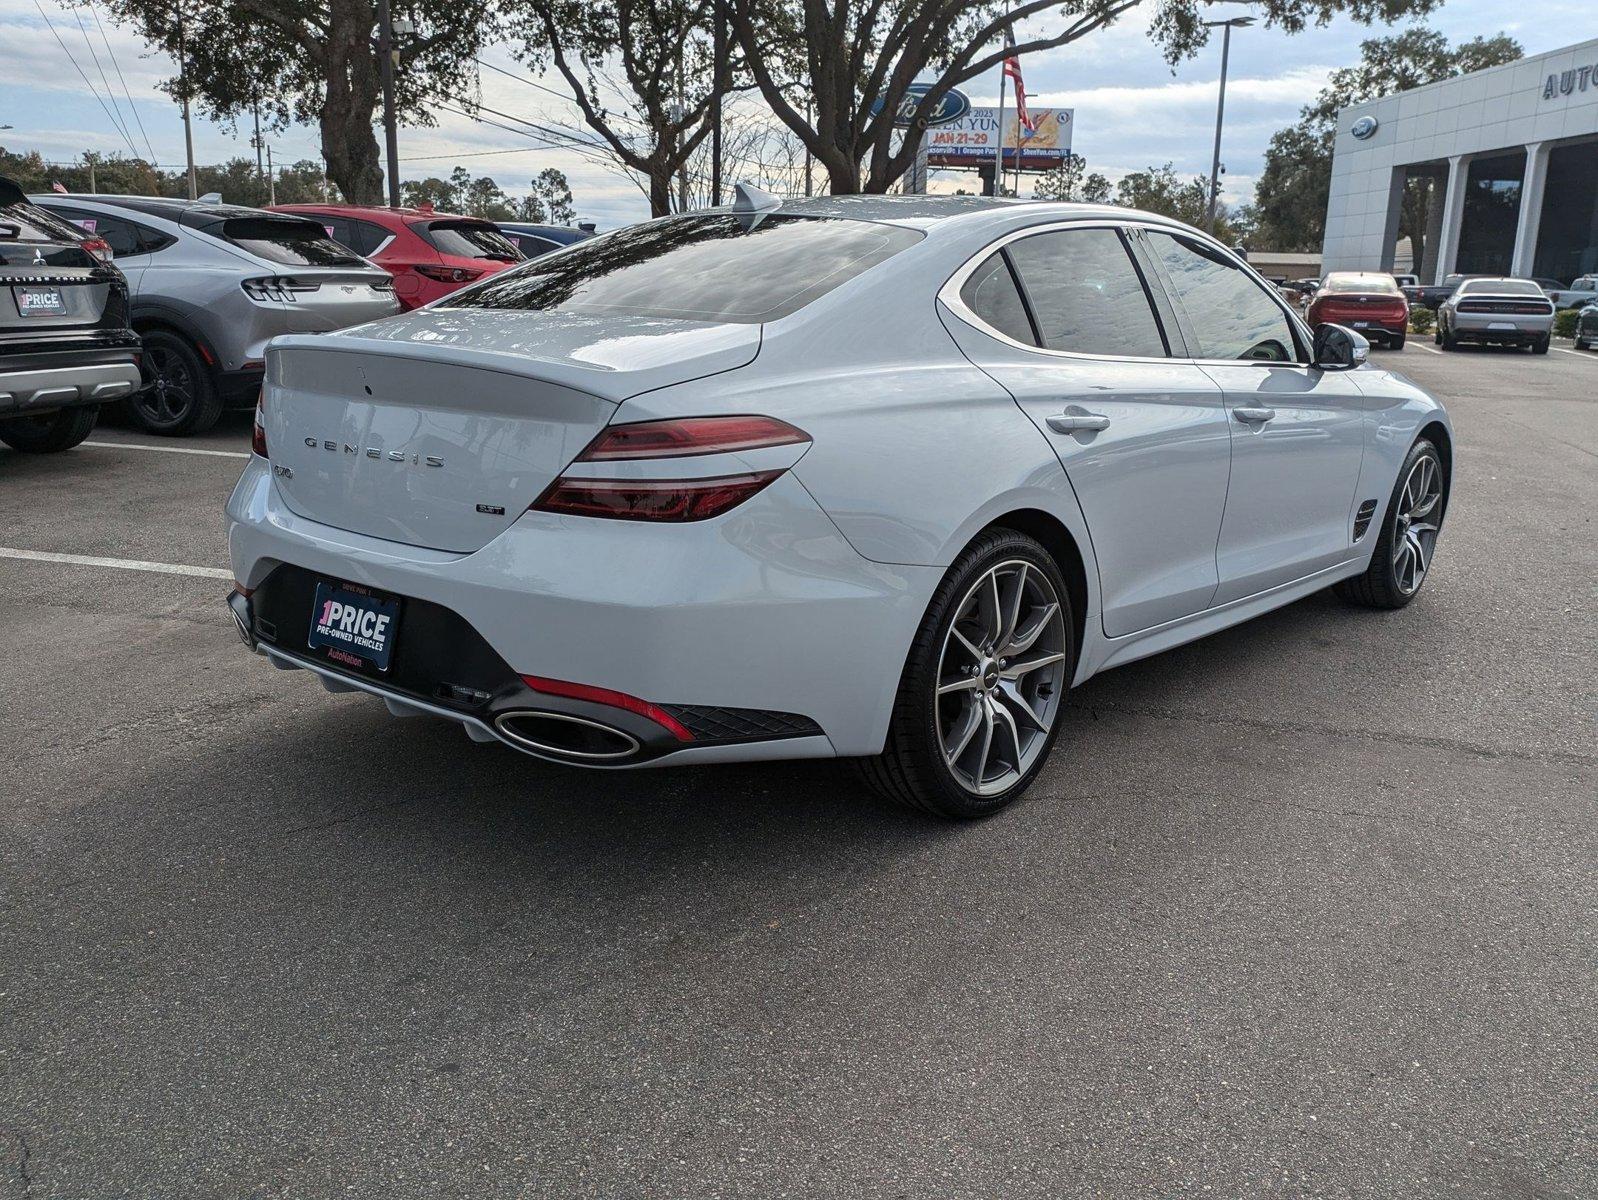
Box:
1353;499;1379;542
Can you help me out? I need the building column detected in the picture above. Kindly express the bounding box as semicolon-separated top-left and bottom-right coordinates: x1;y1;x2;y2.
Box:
1433;154;1471;284
1418;172;1446;281
1379;168;1407;272
1511;141;1550;278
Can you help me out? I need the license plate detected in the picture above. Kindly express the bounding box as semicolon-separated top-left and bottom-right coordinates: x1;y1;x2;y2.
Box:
1488;322;1515;331
15;286;64;316
308;581;400;672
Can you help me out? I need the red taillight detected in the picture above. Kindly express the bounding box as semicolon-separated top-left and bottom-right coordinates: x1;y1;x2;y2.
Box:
251;388;268;458
414;264;483;284
519;675;693;742
577;415;809;461
532;471;782;522
80;236;113;264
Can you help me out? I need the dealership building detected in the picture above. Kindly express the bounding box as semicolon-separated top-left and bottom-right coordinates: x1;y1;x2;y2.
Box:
1321;37;1598;283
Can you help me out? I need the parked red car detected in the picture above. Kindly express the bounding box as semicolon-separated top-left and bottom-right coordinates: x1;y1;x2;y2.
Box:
268;204;523;310
1306;271;1410;349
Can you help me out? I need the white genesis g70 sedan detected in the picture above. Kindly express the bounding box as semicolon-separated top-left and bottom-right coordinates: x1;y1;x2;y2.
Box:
227;190;1452;818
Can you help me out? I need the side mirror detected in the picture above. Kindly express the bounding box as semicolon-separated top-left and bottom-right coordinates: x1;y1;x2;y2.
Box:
1313;322;1370;371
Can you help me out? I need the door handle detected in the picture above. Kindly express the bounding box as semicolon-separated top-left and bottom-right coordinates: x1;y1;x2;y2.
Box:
1233;406;1276;424
1047;411;1111;433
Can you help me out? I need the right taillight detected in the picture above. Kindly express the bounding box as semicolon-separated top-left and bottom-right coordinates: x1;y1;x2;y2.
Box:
531;415;809;523
251;388;268;459
414;264;483;284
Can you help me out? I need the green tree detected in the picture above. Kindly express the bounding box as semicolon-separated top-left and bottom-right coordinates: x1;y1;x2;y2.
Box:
729;0;1446;196
1032;153;1112;204
527;168;575;224
103;0;494;203
401;176;459;211
1113;162;1244;242
1250;27;1522;256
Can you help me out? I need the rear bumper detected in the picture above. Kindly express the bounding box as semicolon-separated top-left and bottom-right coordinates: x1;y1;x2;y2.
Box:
0;349;140;417
225;457;941;762
1451;312;1553;339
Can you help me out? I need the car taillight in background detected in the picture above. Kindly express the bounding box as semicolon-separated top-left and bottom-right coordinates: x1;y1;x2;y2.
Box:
79;236;113;264
251;388;268;458
414;264;483;284
532;415;811;523
242;276;319;302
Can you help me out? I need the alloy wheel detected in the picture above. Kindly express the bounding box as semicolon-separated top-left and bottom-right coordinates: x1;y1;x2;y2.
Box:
1392;454;1442;595
138;344;197;428
935;559;1068;797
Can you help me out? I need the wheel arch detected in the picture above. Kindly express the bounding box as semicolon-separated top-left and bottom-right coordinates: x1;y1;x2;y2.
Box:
1417;418;1453;523
130;307;222;378
980;507;1090;682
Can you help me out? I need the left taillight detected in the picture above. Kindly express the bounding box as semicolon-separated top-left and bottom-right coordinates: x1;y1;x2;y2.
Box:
79;236;113;264
530;415;809;523
251;388;268;458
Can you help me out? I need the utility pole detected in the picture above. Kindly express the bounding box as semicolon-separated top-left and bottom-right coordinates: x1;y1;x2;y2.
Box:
990;44;1008;197
710;0;724;206
266;144;276;204
177;5;196;199
252;98;264;193
377;0;401;206
1203;15;1253;233
85;152;97;193
803;97;813;197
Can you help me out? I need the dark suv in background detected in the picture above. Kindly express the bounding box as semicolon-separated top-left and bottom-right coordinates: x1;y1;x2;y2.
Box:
1;177;141;453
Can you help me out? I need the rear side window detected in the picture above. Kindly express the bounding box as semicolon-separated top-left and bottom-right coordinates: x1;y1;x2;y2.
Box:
220;217;364;267
53;208;150;257
1005;228;1169;357
1146;232;1299;362
506;232;560;258
346;220;393;257
445;214;924;324
419;220;521;262
959;253;1036;345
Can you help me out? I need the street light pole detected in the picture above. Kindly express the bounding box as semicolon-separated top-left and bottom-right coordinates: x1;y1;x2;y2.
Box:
1203;15;1252;234
377;0;401;207
177;5;196;200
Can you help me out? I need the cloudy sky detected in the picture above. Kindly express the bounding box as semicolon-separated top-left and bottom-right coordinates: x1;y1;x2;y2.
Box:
0;0;1587;229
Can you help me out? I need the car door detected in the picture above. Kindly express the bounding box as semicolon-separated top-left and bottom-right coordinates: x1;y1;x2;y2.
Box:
941;223;1232;638
1139;229;1367;605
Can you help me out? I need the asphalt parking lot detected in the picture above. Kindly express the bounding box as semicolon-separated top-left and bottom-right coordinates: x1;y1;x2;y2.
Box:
2;341;1594;1198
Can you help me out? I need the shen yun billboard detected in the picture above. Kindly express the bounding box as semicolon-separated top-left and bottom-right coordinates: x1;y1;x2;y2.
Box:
925;107;1073;168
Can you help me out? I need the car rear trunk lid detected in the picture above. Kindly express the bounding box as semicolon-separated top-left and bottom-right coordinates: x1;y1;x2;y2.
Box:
262;313;760;552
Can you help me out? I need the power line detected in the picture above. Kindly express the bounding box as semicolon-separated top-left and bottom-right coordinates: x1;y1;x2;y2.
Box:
31;0;140;159
474;57;583;108
402;145;594;163
66;0;139;157
88;0;158;164
435;102;621;170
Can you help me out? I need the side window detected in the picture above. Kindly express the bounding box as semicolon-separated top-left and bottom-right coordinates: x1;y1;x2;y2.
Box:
1146;232;1300;362
958;252;1036;345
319;216;353;249
52;207;140;258
348;220;393;256
1005;228;1169;357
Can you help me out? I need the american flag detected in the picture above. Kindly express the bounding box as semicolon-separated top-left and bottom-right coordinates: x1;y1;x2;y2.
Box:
1002;30;1035;136
51;181;68;194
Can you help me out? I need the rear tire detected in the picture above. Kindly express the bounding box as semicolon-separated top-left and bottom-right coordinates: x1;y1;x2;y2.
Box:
1391;333;1406;350
854;529;1074;819
1334;438;1446;610
127;330;222;435
0;405;99;453
1439;321;1458;350
1531;335;1550;355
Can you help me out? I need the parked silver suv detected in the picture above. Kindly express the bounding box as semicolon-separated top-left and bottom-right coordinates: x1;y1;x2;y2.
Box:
32;194;401;434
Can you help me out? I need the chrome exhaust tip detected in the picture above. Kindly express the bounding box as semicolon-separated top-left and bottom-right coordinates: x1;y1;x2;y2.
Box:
227;591;257;651
492;710;642;762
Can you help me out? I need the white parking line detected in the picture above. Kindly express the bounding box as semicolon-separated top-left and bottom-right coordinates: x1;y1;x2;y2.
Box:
0;547;231;580
1551;346;1594;359
1413;343;1444;355
81;440;250;459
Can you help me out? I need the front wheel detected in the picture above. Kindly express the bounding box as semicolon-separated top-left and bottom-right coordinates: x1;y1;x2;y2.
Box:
1335;438;1446;610
855;529;1074;819
0;405;99;452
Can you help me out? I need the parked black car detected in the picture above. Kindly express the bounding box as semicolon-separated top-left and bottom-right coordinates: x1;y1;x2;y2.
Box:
1;176;141;452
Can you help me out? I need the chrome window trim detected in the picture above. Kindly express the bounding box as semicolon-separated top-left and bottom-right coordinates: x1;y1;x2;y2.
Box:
939;216;1316;369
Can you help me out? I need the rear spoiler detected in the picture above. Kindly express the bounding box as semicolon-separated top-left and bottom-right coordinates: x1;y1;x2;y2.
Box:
0;176;28;207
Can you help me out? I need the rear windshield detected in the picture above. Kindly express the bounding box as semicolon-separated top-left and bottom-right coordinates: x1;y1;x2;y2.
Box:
419;220;521;262
1;199;93;245
220;217;365;266
1324;274;1399;294
1460;279;1542;296
443;213;924;323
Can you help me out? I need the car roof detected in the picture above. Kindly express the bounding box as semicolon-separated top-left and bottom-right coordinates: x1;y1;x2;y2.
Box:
271;203;486;223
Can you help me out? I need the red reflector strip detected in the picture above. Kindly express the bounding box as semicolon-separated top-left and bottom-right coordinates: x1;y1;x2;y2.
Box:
577;415;809;461
531;470;782;522
519;675;693;742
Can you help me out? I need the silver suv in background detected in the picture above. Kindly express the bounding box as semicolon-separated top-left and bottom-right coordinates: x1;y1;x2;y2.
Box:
31;195;401;434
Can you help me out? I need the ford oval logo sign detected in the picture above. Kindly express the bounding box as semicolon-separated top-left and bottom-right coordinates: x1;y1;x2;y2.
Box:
871;83;971;129
1351;115;1379;140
